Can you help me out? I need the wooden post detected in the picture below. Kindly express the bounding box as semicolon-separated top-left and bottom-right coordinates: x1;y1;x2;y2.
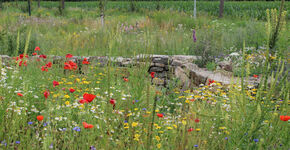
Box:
28;0;31;16
194;0;196;18
219;0;224;18
38;0;40;8
62;0;65;9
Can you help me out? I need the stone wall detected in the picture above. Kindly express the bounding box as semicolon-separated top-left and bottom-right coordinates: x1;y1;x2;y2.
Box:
0;54;260;88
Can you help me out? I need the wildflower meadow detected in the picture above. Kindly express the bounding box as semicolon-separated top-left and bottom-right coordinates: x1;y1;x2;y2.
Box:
0;0;289;149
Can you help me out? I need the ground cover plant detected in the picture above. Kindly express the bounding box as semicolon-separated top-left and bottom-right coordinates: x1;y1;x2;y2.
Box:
0;1;289;150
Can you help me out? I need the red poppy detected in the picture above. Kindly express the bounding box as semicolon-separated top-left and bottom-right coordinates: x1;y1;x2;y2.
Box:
208;79;215;85
79;93;96;104
150;72;155;78
188;128;194;132
13;57;19;61
17;93;23;97
46;62;52;68
19;54;24;59
69;88;75;93
109;98;116;105
79;99;89;104
32;53;37;56
194;118;200;123
190;99;195;102
39;55;47;59
35;47;40;51
66;54;73;58
253;74;259;78
157;113;164;118
123;78;128;82
37;115;44;121
41;66;48;72
64;61;77;70
82;58;90;64
83;93;96;103
18;60;27;67
53;81;59;87
280;115;290;121
82;122;94;129
44;90;50;99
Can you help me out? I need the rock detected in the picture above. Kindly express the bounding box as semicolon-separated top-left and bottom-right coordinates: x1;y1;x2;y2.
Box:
172;55;201;63
218;61;232;72
152;77;165;86
0;55;12;65
155;71;167;78
171;59;184;67
89;56;108;66
152;63;166;68
149;66;164;72
152;55;171;65
175;66;190;89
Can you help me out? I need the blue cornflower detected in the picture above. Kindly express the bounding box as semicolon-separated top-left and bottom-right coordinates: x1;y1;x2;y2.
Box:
73;126;81;132
49;143;53;149
254;139;259;143
194;145;198;147
43;122;48;127
124;120;128;123
90;146;96;150
225;137;228;140
15;141;20;144
28;121;33;125
142;108;146;111
135;100;139;103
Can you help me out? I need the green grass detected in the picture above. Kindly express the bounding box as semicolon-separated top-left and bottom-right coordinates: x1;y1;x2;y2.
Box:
1;2;289;58
4;1;289;20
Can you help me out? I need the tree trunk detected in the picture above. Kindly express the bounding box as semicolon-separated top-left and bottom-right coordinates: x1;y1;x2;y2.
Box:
219;0;224;18
28;0;31;16
38;0;40;8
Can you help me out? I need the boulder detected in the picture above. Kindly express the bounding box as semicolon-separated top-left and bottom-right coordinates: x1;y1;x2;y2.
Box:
174;66;190;89
218;61;232;72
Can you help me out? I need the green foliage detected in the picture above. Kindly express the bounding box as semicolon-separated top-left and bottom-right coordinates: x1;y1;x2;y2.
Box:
206;61;217;71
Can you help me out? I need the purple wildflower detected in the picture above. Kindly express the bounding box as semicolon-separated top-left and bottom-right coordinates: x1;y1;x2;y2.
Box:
192;29;197;42
90;146;96;150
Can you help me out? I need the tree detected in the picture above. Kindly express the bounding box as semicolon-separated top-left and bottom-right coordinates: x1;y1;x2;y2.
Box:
219;0;224;18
